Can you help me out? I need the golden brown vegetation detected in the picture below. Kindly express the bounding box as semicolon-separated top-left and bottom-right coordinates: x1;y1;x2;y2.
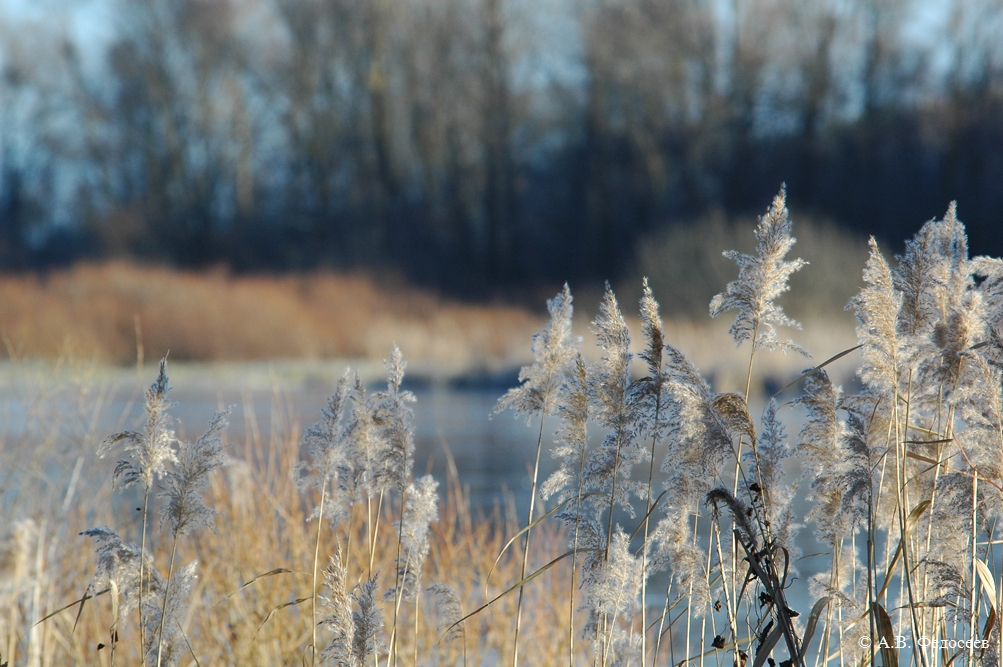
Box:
0;260;858;399
0;262;539;368
0;370;588;667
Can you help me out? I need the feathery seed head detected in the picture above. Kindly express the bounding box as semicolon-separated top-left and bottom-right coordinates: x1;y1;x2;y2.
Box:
972;256;1003;365
895;207;985;401
795;373;874;545
582;288;643;514
631;280;673;444
590;283;633;430
659;345;730;482
99;356;179;491
427;583;464;645
895;202;969;337
351;575;385;663
161;409;230;536
320;549;355;666
746;399;797;547
706;488;758;548
373;347;416;493
385;345;407;394
320;553;385;667
638;278;665;381
582;526;642;661
850;237;903;395
710;186;808;356
342;372;387;501
584;526;641;619
298;370;353;521
952;355;1003;489
81;527;163;615
496;283;578;421
389;475;439;602
143;560;197;667
711;392;755;446
541;353;589;504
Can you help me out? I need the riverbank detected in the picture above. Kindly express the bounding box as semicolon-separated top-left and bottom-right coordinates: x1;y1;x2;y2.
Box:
0;261;859;398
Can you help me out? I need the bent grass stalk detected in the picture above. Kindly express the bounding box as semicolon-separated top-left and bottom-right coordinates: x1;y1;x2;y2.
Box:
154;536;179;667
494;285;575;667
311;478;329;667
388;489;407;667
513;413;548;667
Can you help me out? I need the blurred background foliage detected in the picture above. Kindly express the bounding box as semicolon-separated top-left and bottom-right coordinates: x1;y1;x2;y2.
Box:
0;0;1000;295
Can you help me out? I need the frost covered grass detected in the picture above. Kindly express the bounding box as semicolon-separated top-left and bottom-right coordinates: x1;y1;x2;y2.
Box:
3;187;1003;666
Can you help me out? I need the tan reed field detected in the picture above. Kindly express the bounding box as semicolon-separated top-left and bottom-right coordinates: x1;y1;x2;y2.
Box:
3;186;1003;667
0;263;539;369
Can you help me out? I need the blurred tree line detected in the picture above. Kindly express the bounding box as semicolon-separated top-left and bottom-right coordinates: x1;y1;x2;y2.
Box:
0;0;1000;290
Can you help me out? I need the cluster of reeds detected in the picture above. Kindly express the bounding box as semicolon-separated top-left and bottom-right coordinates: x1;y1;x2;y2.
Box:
486;187;1003;667
0;348;572;666
81;358;229;667
66;346;473;667
4;186;1003;667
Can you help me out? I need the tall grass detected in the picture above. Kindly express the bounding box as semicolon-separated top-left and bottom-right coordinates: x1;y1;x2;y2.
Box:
3;189;1003;666
0;263;538;367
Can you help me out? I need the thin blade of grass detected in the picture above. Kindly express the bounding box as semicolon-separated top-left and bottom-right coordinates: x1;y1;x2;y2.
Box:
770;345;862;399
944;649;965;665
443;547;599;641
217;568;305;606
983;607;998;644
797;596;831;661
975;558;997;612
906;451;941;465
485;491;603;593
31;587;110;632
177;619;202;667
252;597;310;643
629;489;668;542
485;496;576;589
873;602;898;667
875;500;930;601
796;552;831;562
646;593;688;632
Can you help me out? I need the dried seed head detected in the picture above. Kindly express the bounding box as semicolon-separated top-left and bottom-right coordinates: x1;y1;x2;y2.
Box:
710;186;808;356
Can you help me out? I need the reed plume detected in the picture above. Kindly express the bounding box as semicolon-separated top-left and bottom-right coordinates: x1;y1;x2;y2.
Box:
298;369;352;667
96;357;178;660
710;185;808;358
495;284;577;667
155;409;229;667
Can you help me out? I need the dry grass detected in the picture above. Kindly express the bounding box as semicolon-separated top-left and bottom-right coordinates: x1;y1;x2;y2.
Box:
0;368;590;667
0;263;539;370
0;261;858;396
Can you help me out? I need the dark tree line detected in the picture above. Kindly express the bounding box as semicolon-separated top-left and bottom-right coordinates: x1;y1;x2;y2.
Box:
0;0;1001;290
